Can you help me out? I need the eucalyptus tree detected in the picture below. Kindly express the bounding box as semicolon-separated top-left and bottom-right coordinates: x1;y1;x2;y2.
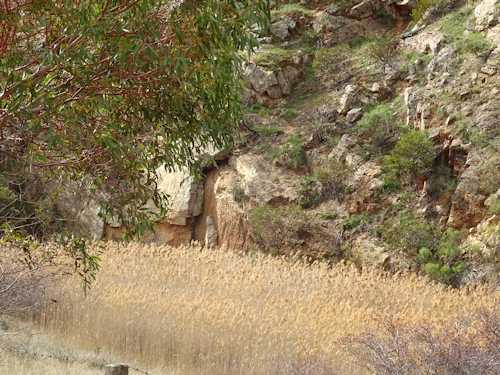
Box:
0;0;269;236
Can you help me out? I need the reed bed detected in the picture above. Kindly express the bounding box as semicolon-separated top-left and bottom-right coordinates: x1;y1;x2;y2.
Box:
31;242;498;374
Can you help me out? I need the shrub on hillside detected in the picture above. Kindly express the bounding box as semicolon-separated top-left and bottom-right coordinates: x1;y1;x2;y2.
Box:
383;130;436;182
298;160;352;209
380;210;438;254
356;103;403;155
417;228;465;284
249;204;307;253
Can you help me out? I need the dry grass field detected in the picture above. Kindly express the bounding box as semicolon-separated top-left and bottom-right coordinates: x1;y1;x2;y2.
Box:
7;242;500;374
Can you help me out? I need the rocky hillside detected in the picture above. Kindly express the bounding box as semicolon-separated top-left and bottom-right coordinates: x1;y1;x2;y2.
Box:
68;0;499;286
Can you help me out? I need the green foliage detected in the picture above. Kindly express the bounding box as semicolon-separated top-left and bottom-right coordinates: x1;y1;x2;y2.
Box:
440;8;493;55
453;117;488;148
411;0;446;23
487;197;500;215
383;130;436;182
356;103;403;154
343;213;369;231
363;36;399;66
298;176;322;209
417;229;465;284
381;210;438;254
381;210;466;285
297;158;352;209
254;124;283;137
320;212;338;221
280;107;301;120
0;0;270;238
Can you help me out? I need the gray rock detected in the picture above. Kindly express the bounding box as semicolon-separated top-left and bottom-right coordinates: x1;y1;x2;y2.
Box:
148;167;204;226
427;46;456;79
346;108;363;123
243;64;278;95
270;17;297;40
338;84;358;114
473;0;499;32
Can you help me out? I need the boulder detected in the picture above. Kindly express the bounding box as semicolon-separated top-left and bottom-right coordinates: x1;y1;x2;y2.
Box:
233;154;299;204
244;64;279;95
473;0;499;32
270;16;297;40
148;167;204;226
346;107;363;123
338;84;358;114
351;236;391;267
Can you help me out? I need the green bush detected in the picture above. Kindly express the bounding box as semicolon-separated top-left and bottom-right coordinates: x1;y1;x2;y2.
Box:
381;210;438;254
343;213;368;231
477;155;500;196
356;104;403;154
298;176;323;209
487;197;500;215
411;0;446;23
298;159;351;209
383;130;436;182
417;229;465;284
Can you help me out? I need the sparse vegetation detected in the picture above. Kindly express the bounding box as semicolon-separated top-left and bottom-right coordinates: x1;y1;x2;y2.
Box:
249;204;307;253
440;8;493;55
380;210;438;255
383;130;436;183
231;183;249;204
356;103;403;155
271;135;308;170
411;0;446;23
298;176;323;209
253;47;296;68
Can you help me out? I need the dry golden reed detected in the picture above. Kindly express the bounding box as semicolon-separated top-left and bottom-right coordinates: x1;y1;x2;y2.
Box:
31;242;498;374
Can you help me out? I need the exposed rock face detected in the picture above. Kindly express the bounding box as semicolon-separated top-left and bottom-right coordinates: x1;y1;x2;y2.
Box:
243;57;304;103
338;84;358;114
473;0;499;31
448;165;487;229
402;28;444;54
152;167;203;226
270;16;297;40
232;154;299;204
351;236;390;267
